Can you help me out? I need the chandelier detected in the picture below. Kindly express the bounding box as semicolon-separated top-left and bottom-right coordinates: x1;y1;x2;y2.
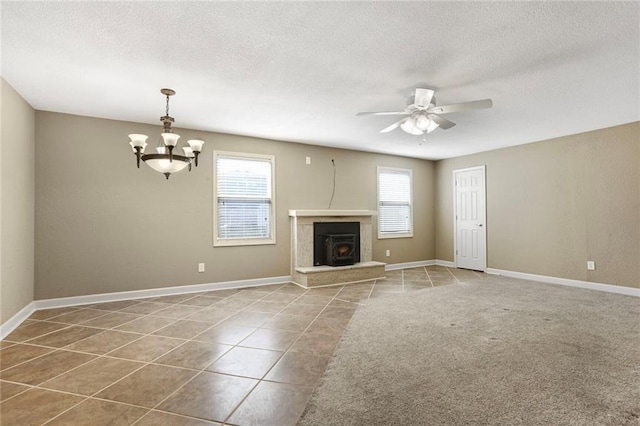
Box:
128;88;204;179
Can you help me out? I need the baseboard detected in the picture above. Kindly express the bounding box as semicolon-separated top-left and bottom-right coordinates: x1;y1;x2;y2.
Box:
385;260;457;270
1;276;292;339
486;268;640;297
34;275;292;311
0;302;36;340
385;260;436;271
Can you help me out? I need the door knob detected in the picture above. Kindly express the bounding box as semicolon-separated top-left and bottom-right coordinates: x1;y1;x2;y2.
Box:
477;224;483;227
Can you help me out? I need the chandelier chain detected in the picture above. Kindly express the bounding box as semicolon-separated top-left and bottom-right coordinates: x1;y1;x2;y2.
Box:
165;95;170;117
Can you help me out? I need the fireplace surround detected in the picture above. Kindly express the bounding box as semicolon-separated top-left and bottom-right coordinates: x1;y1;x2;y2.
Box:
289;210;385;287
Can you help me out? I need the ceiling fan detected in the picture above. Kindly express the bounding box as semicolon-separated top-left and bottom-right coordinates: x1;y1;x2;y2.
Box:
356;88;493;136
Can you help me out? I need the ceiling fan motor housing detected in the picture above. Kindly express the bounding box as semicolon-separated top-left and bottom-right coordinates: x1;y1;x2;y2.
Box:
408;95;436;110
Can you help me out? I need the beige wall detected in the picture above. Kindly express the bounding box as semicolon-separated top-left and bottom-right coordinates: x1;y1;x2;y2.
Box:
435;122;640;288
30;108;638;299
34;112;435;299
1;79;35;323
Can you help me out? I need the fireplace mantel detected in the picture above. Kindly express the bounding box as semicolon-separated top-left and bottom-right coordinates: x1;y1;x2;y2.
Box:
289;209;377;217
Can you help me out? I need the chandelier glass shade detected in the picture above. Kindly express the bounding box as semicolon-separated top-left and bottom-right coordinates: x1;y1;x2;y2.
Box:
128;89;204;179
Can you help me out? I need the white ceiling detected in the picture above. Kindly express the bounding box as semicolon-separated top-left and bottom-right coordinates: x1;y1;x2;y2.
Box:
2;2;638;160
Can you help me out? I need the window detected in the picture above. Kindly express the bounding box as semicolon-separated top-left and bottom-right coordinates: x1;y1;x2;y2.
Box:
214;151;275;246
377;166;413;238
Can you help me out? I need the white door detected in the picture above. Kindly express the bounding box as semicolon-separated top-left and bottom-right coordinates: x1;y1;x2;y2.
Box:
454;166;486;271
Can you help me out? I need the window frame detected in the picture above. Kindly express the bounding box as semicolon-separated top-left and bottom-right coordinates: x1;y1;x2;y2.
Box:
377;166;414;239
213;150;276;247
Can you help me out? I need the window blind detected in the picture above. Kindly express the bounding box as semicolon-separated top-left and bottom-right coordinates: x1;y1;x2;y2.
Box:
216;155;273;240
378;168;412;234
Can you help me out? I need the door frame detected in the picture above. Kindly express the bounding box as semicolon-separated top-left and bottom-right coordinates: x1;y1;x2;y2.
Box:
453;165;487;271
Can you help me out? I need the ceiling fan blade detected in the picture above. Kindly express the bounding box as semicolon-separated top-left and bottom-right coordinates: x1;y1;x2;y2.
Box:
429;114;456;129
414;88;435;109
380;117;408;133
356;111;410;116
429;99;493;114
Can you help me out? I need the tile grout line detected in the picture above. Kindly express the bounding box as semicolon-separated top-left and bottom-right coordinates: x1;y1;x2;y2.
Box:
131;283;310;425
3;277;447;425
446;267;463;284
35;287;290;426
366;279;376;300
133;407;222;425
1;286;284;422
222;284;350;424
2;288;265;374
5;300;187;349
425;266;436;288
33;326;203;424
213;285;323;424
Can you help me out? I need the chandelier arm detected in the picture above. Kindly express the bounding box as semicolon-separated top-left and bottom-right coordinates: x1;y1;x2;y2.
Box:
141;153;190;162
134;146;142;168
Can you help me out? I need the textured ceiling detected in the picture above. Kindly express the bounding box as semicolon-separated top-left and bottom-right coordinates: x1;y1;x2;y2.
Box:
1;2;638;160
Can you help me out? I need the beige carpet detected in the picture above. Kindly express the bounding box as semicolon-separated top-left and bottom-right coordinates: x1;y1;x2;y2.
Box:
299;276;640;425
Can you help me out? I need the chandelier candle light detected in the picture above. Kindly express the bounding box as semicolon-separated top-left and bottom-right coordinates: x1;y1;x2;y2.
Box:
128;88;204;179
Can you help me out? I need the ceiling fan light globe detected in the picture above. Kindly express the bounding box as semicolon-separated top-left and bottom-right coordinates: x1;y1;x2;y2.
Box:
426;120;440;133
415;114;431;131
400;118;424;135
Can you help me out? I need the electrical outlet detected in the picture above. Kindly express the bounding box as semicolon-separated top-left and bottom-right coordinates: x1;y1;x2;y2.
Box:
198;263;205;273
305;156;311;165
587;261;595;271
385;249;390;257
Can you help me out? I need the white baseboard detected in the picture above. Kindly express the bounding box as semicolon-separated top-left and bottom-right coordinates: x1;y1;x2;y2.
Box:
385;260;457;270
1;302;36;340
34;275;292;310
486;268;640;297
385;260;436;271
1;276;291;339
8;265;633;340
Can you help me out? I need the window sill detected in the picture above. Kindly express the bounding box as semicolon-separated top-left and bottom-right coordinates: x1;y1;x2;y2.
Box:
377;233;413;240
214;238;276;247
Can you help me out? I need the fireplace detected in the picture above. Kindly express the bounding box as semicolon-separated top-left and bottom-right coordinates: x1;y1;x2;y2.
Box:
289;210;384;287
314;222;360;267
325;234;357;266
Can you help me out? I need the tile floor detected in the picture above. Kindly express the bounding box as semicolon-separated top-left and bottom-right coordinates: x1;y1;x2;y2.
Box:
0;266;483;425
